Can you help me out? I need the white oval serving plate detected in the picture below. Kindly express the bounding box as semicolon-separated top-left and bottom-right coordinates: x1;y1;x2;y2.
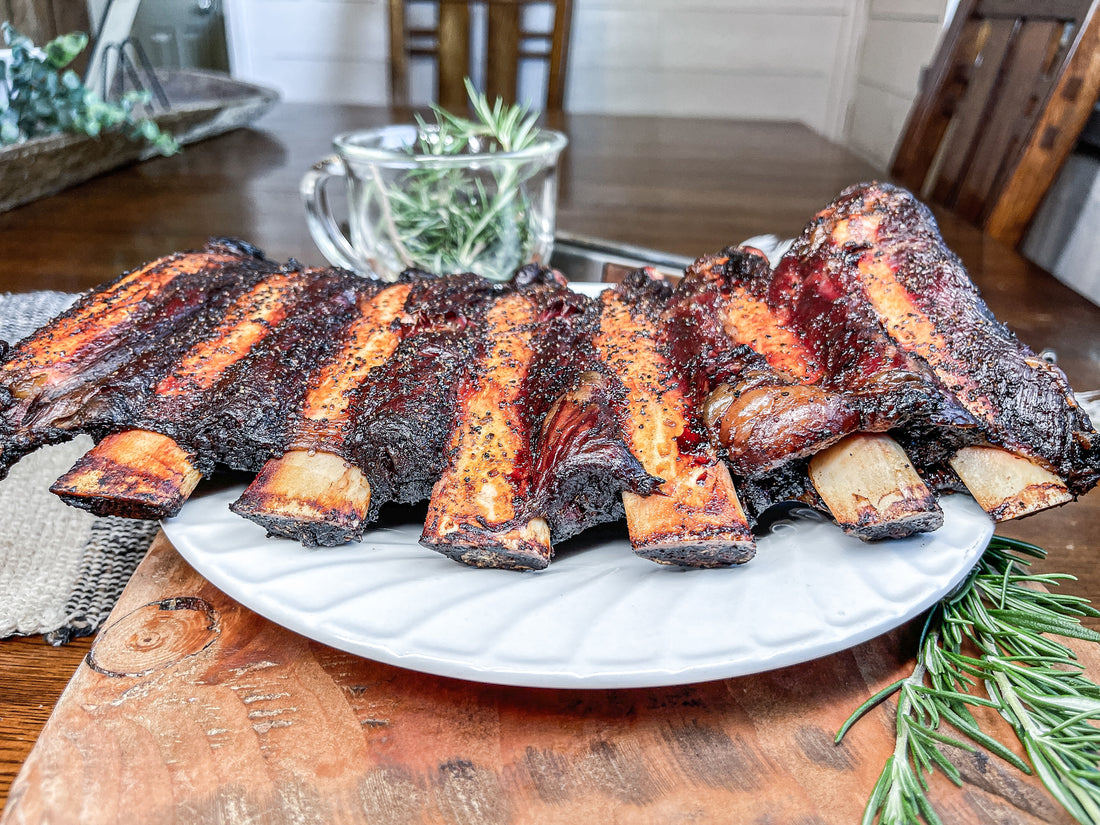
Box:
164;488;991;689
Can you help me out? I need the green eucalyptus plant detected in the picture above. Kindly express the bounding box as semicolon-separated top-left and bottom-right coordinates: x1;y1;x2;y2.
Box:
1;22;177;154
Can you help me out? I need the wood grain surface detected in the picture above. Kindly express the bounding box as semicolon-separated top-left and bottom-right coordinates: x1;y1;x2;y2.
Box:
4;532;1094;825
1;103;1098;822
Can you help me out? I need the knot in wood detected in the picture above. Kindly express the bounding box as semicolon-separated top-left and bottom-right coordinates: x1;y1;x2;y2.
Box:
87;596;220;678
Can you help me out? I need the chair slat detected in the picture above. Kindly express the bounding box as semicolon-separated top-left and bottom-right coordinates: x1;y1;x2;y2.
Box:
437;3;471;111
891;0;981;192
928;18;1016;206
388;0;572;112
954;20;1062;221
986;8;1100;243
977;0;1090;20
890;0;1100;247
487;2;521;105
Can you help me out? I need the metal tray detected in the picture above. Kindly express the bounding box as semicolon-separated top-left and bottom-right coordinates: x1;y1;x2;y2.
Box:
549;232;694;283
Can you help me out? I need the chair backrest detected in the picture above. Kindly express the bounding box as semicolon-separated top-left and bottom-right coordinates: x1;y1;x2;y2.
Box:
387;0;572;113
891;0;1100;246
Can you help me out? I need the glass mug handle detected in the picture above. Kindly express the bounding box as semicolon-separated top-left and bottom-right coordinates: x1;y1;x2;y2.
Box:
300;155;369;274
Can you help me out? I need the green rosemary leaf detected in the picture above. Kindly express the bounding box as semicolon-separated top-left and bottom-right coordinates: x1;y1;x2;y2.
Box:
835;679;906;744
937;705;1032;772
910;722;974;757
911;685;997;708
986;609;1100;642
842;536;1100;825
1012;688;1100;716
992;536;1047;559
862;758;895;825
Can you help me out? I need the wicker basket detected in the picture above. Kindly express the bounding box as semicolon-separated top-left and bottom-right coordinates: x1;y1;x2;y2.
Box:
0;68;279;213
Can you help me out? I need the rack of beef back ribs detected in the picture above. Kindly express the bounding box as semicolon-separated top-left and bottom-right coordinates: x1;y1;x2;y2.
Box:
768;182;1099;520
0;178;1095;571
664;248;943;541
52;265;366;518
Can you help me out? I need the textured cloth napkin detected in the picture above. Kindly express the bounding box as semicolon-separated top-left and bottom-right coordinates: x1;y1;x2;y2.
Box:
0;292;160;644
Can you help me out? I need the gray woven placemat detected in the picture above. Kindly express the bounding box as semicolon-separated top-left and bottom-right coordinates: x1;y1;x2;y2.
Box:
0;292;160;644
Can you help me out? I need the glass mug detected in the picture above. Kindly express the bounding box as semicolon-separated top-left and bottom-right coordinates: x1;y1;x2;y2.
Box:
301;124;568;282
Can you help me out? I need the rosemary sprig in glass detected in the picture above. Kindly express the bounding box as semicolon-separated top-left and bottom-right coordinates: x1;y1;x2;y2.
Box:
838;536;1100;825
369;78;542;280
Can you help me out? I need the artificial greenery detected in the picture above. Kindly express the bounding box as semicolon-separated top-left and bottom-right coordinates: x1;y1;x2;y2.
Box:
369;77;542;280
1;22;177;154
838;536;1100;824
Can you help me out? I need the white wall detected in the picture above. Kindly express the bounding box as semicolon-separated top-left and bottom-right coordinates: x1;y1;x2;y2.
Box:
563;0;864;140
225;0;391;106
844;0;953;168
223;0;951;164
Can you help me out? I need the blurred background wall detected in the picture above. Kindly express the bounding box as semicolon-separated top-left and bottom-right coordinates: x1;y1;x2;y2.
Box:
14;0;958;170
217;0;957;169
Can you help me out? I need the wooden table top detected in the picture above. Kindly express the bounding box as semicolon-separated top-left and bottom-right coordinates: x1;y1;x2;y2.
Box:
1;102;1098;823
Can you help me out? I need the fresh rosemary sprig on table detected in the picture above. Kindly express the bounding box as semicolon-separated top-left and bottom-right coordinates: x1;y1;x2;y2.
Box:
370;78;542;280
838;536;1100;825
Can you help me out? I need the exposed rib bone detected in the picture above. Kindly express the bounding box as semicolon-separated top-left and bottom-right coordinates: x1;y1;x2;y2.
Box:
51;430;201;518
808;433;943;540
950;445;1072;521
231;283;412;544
421;290;554;570
232;449;373;544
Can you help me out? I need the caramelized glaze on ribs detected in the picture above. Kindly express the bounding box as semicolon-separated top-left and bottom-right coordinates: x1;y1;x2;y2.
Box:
0;239;278;476
421;284;552;568
772;182;1099;495
593;271;756;566
666;248;860;477
148;267;365;474
52;265;366;518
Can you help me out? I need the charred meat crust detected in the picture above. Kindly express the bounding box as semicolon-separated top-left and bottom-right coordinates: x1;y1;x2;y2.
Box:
420;287;549;567
526;369;659;543
0;242;281;477
170;270;367;474
419;267;663;566
777;182;1099;494
117;267;349;476
349;273;498;521
518;274;661;543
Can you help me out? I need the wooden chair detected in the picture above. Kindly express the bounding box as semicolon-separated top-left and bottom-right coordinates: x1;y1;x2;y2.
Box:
891;0;1100;247
387;0;572;113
